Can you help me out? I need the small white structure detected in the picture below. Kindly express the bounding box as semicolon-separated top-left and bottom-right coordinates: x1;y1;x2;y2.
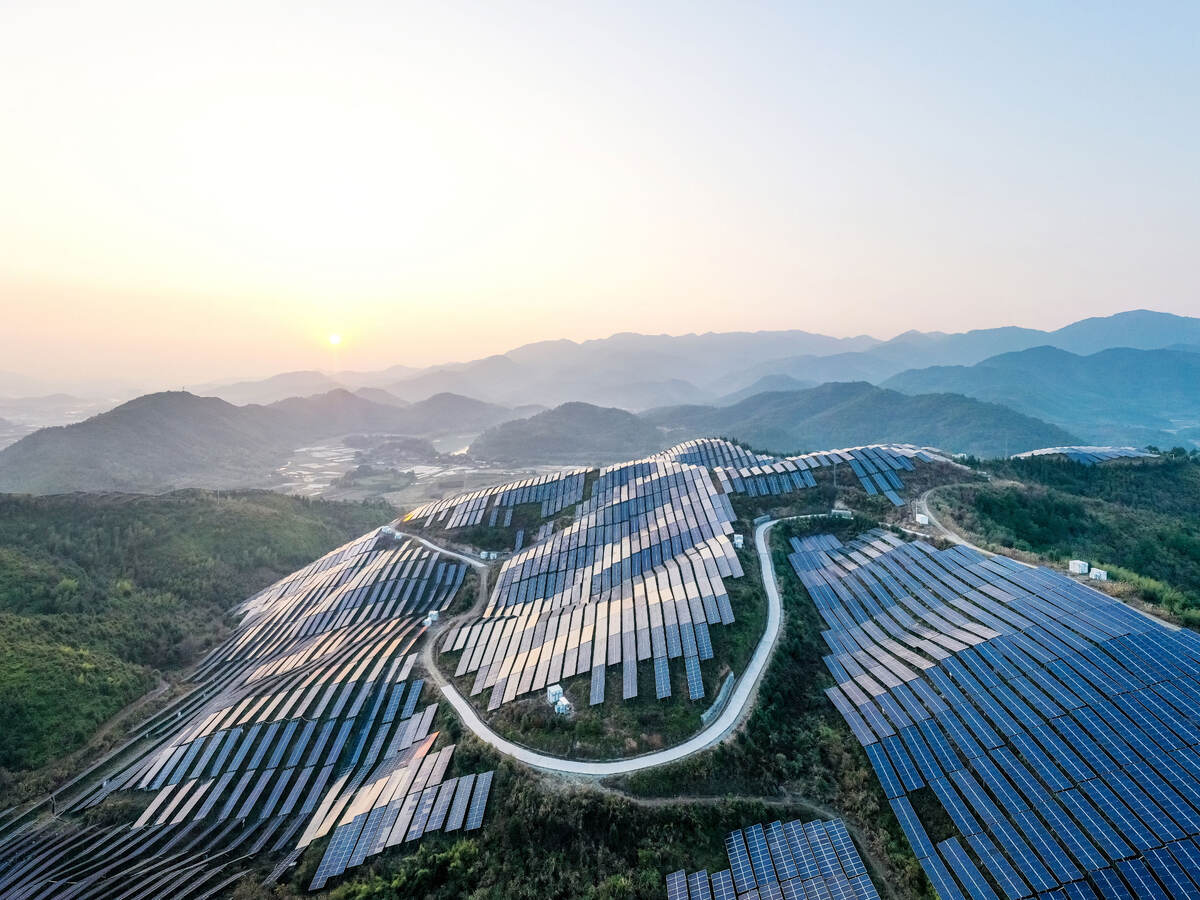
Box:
1069;560;1090;575
553;696;573;716
546;683;564;704
426;609;439;622
732;533;745;549
830;508;853;519
480;550;501;561
915;513;930;527
1090;568;1109;582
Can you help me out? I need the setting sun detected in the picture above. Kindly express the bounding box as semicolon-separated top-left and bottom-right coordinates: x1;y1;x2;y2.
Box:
328;333;341;346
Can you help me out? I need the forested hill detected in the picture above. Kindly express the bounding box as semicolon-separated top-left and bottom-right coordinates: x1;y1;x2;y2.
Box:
643;381;1076;458
0;491;391;782
931;451;1200;625
469;401;667;463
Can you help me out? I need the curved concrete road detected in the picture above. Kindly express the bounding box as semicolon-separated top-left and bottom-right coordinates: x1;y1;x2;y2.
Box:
427;518;787;776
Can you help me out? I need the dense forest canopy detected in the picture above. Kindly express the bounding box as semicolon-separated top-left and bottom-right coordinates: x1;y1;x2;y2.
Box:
0;490;392;774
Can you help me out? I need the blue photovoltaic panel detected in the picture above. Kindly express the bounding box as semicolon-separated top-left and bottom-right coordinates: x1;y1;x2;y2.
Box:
654;656;672;699
686;819;880;900
425;777;458;833
726;830;757;893
938;838;997;900
687;869;713;900
665;870;687;900
746;823;777;886
765;820;799;881
443;773;475;833
711;870;737;900
464;770;493;831
685;655;705;700
401;679;424;719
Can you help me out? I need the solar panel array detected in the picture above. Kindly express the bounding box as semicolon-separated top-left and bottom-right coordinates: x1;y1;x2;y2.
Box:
1010;446;1157;465
404;468;590;530
666;817;880;900
712;444;948;508
441;453;745;709
0;528;495;898
660;438;778;470
792;528;1200;899
307;731;496;890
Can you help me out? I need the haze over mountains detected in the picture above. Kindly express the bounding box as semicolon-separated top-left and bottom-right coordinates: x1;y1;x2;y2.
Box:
0;308;1197;494
0;390;527;494
180;308;1200;413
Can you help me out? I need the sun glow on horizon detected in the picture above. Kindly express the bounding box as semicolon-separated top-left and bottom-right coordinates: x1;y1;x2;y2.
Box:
328;333;342;346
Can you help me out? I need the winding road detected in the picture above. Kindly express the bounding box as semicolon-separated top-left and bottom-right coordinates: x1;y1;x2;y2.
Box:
414;518;788;776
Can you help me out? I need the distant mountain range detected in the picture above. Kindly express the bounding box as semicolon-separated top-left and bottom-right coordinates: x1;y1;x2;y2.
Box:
186;308;1200;413
0;390;527;494
642;382;1077;459
883;345;1200;446
466;383;1077;464
2;308;1197;491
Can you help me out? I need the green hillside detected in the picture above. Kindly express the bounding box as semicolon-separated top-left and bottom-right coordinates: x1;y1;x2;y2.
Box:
0;491;391;776
883;345;1200;447
470;401;667;463
931;451;1200;624
643;382;1076;457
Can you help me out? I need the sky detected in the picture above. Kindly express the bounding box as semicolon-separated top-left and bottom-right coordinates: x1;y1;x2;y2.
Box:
2;0;1199;388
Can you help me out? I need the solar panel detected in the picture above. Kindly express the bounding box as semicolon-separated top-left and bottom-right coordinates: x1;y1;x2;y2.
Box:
654;656;672;699
425;777;459;833
685;655;705;700
710;870;737;900
687;869;713;900
464;770;493;831
666;870;688;900
443;773;476;833
726;830;757;893
746;823;777;886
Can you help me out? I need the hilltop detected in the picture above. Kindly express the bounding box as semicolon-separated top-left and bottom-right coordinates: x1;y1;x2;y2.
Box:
469;402;666;463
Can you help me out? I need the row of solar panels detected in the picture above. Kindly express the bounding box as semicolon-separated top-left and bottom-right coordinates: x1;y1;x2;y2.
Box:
440;453;745;709
665;817;880;900
193;533;465;679
660;438;777;471
0;529;488;897
792;528;1200;899
308;726;495;889
405;468;589;529
1010;447;1157;466
444;534;739;709
712;444;943;508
